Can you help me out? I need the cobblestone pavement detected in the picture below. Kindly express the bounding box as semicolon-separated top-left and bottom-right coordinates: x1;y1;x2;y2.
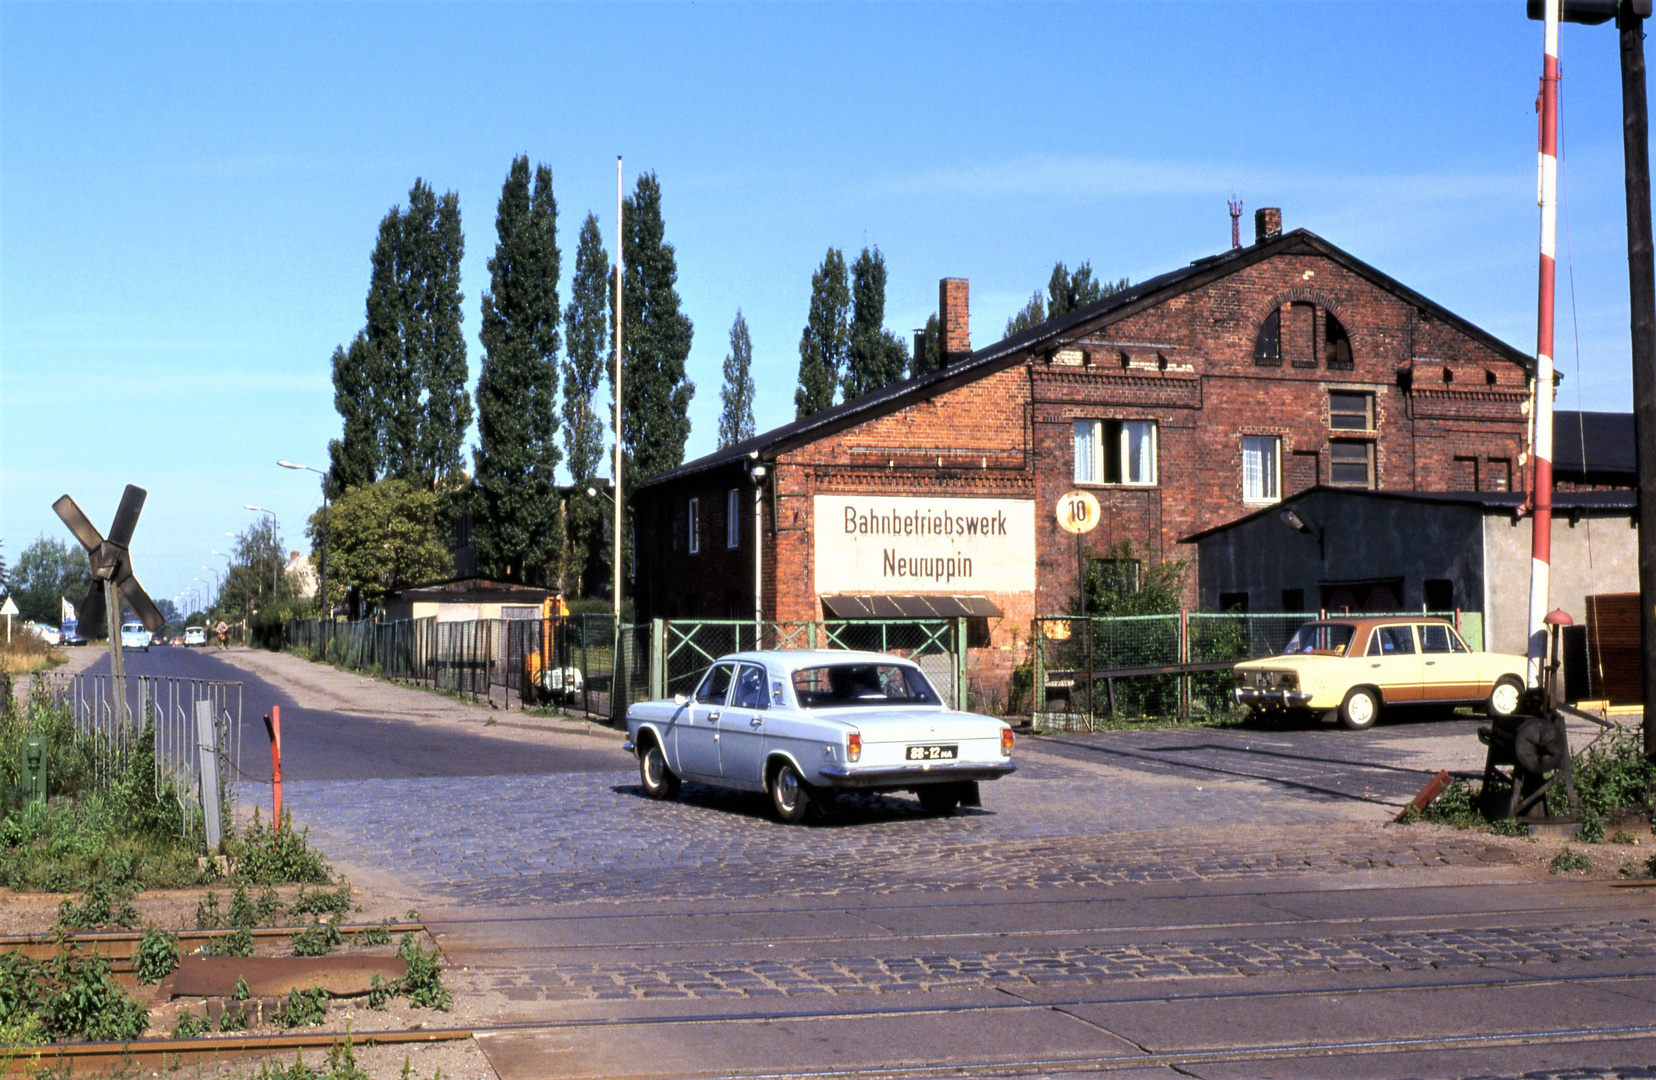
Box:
477;918;1656;1002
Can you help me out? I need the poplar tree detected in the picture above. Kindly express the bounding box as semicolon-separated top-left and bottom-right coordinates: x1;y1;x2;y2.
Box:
794;247;849;418
473;157;562;583
327;331;381;495
563;213;611;596
842;246;909;401
370;179;471;489
616;172;694;486
718;310;756;448
1004;292;1047;338
1047;261;1129;319
910;312;942;378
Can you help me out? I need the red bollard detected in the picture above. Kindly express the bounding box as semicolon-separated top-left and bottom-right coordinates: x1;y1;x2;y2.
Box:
261;706;283;828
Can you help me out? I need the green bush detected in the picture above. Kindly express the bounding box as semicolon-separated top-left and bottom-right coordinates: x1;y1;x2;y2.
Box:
1556;729;1655;839
55;882;140;931
234;807;332;884
292;919;342;957
0;946;148;1042
1550;847;1593;874
292;883;351;919
134;927;180;984
171;1010;208;1038
395;933;450;1011
276;986;329;1029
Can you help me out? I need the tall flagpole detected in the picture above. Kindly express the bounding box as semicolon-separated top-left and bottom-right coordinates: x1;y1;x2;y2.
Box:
613;156;625;625
1527;0;1560;688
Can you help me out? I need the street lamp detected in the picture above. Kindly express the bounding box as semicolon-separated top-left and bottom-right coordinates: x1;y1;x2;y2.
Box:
279;460;330;619
245;505;280;603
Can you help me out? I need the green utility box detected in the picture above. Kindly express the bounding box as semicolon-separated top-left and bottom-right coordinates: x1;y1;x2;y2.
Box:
21;736;46;809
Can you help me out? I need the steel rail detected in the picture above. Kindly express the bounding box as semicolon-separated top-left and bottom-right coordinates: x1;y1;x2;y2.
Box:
1;1027;472;1076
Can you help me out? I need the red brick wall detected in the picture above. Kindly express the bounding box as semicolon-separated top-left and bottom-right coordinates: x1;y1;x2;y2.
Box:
635;245;1532;703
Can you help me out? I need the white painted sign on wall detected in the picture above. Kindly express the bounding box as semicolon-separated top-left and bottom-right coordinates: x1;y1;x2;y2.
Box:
813;495;1036;595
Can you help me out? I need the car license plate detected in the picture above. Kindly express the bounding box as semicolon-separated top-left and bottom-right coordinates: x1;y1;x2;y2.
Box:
906;744;957;761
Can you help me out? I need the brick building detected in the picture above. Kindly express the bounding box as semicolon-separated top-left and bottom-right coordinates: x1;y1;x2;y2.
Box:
633;212;1537;692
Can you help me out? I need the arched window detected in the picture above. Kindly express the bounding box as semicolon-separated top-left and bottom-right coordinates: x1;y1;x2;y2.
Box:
1325;313;1353;370
1253;309;1282;366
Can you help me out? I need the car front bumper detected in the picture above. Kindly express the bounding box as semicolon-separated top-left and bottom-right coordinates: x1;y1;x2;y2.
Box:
1234;687;1314;709
814;761;1017;789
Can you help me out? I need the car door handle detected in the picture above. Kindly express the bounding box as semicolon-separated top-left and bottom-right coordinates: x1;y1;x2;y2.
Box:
749;717;763;728
1370;663;1381;668
708;711;721;723
1425;660;1437;665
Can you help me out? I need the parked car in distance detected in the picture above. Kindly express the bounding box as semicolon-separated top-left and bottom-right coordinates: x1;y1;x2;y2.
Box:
26;622;62;646
625;650;1016;823
1233;616;1527;731
120;622;150;652
60;620;86;646
183;626;207;647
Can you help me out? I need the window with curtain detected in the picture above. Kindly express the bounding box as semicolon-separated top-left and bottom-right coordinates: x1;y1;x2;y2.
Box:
1074;420;1157;485
1241;436;1280;503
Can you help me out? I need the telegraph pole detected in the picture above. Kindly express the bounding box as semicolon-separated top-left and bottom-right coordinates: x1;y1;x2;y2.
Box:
1617;5;1656;759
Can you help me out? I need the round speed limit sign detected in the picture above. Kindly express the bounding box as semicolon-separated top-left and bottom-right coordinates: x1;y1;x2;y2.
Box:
1056;490;1101;535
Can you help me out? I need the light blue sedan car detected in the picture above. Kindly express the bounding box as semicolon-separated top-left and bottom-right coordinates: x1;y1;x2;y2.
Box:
624;650;1016;823
120;621;151;652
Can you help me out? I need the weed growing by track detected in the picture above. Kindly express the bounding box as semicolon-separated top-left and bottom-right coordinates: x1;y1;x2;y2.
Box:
0;945;149;1043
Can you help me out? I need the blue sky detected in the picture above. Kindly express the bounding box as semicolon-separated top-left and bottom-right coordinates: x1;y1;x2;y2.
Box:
2;1;1646;607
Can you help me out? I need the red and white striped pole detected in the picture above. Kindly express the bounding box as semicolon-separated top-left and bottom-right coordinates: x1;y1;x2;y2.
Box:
1528;0;1560;689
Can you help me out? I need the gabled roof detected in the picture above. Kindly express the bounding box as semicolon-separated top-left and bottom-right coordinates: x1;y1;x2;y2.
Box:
1179;485;1637;544
1554;410;1635;476
640;228;1536;490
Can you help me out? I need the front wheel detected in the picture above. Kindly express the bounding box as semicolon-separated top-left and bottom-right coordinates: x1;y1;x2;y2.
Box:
768;762;812;824
1339;687;1381;731
1486;676;1523;719
639;743;680;800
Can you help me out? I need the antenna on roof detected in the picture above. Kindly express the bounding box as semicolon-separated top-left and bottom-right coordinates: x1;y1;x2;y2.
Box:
1228;196;1244;250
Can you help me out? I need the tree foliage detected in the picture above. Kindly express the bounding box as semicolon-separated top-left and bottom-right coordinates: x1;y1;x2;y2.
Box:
1004;292;1046;338
1082;541;1188;617
472;157;563;583
1047;261;1129;320
562;214;612;597
219;517;296;619
842;247;909;402
718;310;756;449
795;247;849;418
11;538;90;625
329;178;471;495
615;172;695;487
306;480;451;614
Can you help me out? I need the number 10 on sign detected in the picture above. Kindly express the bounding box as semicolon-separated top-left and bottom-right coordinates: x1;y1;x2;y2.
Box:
1057;491;1101;623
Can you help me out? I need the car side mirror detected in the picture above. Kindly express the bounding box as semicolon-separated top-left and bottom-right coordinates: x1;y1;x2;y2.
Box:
673;693;688;706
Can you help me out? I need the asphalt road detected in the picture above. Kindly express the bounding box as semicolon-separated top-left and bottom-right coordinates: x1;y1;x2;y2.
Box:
80;644;627;782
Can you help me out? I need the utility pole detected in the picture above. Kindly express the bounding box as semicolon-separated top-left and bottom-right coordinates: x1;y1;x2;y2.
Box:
613;156;625;626
1528;0;1656;759
1618;4;1656;759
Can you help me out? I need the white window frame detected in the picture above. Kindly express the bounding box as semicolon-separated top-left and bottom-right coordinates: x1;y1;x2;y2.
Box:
1241;435;1281;504
726;489;740;550
1073;419;1157;486
688;497;701;555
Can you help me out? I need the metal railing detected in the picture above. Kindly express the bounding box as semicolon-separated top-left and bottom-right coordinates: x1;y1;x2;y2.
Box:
1032;611;1467;732
29;672;242;841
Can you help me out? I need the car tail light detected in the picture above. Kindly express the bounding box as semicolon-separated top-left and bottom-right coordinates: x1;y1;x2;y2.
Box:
1233;670;1248;685
1001;727;1014;757
847;732;862;762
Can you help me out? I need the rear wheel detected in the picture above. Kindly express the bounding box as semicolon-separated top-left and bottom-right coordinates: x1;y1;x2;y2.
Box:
639;742;680;800
768;762;812;824
1339;687;1381;731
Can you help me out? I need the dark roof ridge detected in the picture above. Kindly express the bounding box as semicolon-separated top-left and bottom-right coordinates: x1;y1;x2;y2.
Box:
640;228;1535;490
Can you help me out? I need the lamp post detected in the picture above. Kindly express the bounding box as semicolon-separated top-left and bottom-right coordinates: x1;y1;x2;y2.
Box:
245;505;280;606
278;461;330;619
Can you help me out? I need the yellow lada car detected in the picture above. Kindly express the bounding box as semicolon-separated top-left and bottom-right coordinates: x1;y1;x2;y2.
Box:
1233;617;1527;730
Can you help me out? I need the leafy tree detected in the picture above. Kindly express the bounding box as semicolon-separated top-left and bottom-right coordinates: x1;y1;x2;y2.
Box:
1082;540;1187;616
1004;292;1047;337
306;480;451;616
11;537;90;624
615;172;694;486
326;332;381;496
1047;261;1129;320
794;247;849;418
473;156;563;584
563;213;611;597
220;517;293;618
0;540;9;595
842;247;909;401
367;179;471;490
718;310;756;449
910;312;942;377
155;598;181;629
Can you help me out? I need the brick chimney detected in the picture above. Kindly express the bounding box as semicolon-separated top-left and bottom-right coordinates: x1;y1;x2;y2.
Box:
940;278;970;365
1254;207;1282;244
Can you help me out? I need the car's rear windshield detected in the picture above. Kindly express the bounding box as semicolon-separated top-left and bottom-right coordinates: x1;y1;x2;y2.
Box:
1282;622;1356;656
791;663;940;708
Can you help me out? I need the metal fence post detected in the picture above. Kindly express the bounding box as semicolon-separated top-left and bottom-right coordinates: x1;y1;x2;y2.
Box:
195;700;222;854
651;618;667;701
955;617;968;710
